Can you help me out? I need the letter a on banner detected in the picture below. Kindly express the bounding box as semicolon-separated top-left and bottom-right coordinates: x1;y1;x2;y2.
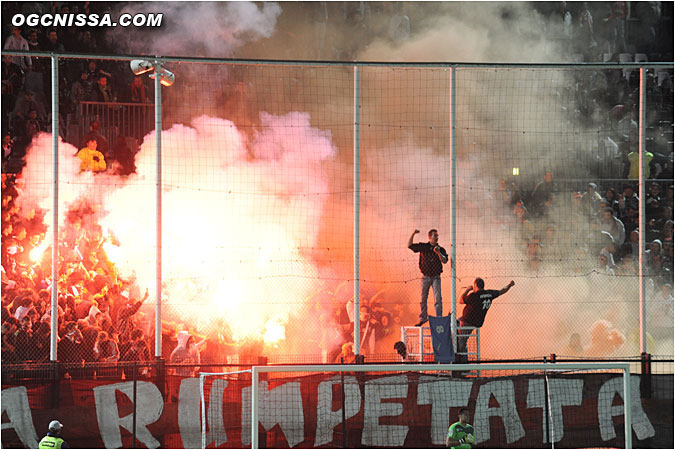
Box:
1;387;39;448
429;315;455;363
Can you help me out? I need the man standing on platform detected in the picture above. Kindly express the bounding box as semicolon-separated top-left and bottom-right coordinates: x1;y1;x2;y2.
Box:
408;229;449;326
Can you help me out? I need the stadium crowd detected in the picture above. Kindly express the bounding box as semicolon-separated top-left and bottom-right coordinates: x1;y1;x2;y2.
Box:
2;1;148;175
1;2;673;369
1;183;152;368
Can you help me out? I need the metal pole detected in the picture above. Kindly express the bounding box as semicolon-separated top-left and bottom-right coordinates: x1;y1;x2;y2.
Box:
154;59;163;358
200;375;206;449
543;370;553;448
3;49;673;70
253;361;631;373
50;54;59;362
251;367;259;449
624;368;632;449
638;68;647;354
340;369;346;448
132;362;137;449
353;66;361;356
450;66;457;352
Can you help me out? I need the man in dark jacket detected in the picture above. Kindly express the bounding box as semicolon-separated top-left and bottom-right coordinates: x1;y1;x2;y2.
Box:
408;229;450;326
457;278;515;363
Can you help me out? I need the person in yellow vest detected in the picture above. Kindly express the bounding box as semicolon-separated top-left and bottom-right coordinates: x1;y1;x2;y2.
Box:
77;138;106;172
626;149;653;179
38;420;69;448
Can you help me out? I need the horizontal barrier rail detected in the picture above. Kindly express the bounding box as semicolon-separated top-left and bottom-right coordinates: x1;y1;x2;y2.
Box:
2;49;674;69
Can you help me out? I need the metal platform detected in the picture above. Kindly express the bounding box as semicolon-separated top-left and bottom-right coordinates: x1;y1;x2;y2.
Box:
400;325;481;365
400;326;434;362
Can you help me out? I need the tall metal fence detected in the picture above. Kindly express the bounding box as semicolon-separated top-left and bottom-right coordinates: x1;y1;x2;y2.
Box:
1;51;673;370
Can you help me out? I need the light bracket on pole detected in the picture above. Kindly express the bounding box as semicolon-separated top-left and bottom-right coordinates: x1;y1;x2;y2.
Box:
130;60;175;86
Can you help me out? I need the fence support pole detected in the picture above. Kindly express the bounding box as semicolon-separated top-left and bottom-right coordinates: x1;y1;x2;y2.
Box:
353;65;361;356
132;362;137;448
154;59;163;359
340;369;347;448
450;65;458;351
252;367;259;449
638;68;647;354
641;352;652;398
50;54;59;362
624;366;632;449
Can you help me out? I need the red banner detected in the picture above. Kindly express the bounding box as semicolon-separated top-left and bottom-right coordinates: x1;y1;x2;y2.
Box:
2;372;672;448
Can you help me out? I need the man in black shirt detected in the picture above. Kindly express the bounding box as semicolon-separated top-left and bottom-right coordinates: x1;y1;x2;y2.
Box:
408;229;450;326
456;277;515;363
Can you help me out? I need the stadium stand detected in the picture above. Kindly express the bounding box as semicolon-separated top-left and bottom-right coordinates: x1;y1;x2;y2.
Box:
1;1;673;370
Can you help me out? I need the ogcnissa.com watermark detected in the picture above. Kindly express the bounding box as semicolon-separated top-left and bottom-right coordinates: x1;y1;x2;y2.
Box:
11;13;163;28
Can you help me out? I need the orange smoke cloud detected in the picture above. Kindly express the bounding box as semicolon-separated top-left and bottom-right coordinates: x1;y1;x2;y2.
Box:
19;113;342;352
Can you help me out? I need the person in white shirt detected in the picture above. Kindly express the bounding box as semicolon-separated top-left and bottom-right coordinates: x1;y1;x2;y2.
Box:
3;27;31;71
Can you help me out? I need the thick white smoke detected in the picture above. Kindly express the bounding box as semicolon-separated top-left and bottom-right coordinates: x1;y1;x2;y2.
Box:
106;2;281;57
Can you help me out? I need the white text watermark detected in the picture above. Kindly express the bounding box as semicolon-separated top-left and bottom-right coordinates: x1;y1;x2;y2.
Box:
12;13;163;28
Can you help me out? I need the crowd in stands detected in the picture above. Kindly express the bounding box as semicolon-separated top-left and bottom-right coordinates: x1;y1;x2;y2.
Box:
2;1;150;175
1;176;152;370
497;173;673;281
1;169;227;377
328;282;402;361
302;2;673;61
1;2;674;368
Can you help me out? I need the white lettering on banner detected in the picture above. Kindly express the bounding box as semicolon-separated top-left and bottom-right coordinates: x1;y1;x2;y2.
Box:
241;381;305;447
178;378;201;449
0;387;39;449
526;378;583;443
314;376;362;447
417;377;473;445
597;375;655;441
362;375;409;447
93;381;163;449
475;380;525;444
177;378;228;448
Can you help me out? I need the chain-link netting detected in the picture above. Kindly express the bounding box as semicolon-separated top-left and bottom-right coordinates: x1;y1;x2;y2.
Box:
1;55;673;369
3;55;158;368
453;67;673;359
3;55;57;364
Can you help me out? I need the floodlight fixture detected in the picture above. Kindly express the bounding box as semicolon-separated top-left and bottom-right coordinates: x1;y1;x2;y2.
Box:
149;68;175;87
130;59;154;76
130;60;175;87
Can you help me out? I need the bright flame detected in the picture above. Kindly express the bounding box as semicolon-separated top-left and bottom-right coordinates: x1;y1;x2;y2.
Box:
213;279;247;317
101;241;122;264
263;317;286;345
29;240;49;263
